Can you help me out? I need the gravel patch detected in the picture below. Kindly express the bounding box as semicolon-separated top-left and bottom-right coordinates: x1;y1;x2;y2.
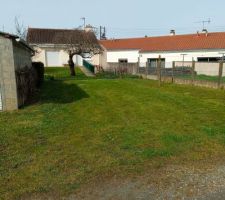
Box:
71;164;225;200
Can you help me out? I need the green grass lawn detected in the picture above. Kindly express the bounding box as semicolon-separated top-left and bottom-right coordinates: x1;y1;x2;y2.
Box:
45;66;88;80
175;74;225;83
1;67;225;199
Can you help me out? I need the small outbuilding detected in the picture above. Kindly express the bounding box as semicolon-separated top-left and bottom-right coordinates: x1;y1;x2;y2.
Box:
0;31;34;111
27;27;100;67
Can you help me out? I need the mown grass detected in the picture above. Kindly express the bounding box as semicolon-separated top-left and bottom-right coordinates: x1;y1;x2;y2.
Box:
44;67;139;80
175;74;225;83
1;67;225;199
44;67;88;80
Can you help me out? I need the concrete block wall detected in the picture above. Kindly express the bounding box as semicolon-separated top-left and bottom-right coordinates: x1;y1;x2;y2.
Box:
0;36;18;111
13;40;32;70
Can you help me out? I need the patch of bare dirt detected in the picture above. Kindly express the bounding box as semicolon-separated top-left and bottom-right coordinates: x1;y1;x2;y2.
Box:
23;160;225;200
71;161;225;200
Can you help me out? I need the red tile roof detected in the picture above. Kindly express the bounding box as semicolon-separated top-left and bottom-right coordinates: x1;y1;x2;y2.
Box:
100;32;225;52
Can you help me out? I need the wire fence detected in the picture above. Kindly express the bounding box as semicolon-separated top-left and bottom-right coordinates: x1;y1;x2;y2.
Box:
48;60;225;89
106;62;139;75
222;68;225;87
103;59;225;89
136;60;225;89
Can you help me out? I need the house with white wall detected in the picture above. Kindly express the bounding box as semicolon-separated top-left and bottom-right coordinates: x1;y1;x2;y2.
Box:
27;28;99;67
99;31;225;71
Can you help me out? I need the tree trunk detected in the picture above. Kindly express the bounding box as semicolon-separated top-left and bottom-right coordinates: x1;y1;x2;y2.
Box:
68;54;76;76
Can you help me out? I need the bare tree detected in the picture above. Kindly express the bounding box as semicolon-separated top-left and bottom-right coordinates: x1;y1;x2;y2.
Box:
55;29;102;76
14;16;27;40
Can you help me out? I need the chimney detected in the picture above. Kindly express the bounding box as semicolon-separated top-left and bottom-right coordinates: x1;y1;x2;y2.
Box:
170;30;175;36
84;24;94;32
202;29;208;36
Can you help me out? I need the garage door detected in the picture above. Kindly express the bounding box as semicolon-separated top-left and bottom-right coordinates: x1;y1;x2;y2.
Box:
47;51;60;67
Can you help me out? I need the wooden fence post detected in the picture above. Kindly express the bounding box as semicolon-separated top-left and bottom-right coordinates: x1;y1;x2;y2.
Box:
145;62;148;77
137;57;140;74
218;61;223;88
192;60;196;85
133;63;138;75
172;61;175;83
157;55;162;86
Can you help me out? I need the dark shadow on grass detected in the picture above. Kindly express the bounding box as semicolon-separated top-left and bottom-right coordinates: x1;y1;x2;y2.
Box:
40;80;89;104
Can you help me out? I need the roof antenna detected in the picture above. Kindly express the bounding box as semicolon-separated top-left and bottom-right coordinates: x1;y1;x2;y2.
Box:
196;18;211;31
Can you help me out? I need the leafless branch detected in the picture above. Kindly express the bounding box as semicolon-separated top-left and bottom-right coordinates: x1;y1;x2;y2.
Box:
14;16;27;40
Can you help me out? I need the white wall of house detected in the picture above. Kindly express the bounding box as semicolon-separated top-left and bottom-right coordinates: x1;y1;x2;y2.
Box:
58;50;67;66
76;55;83;66
99;46;108;69
174;61;225;76
32;47;47;66
91;54;100;66
106;50;140;63
101;49;225;68
32;46;83;67
140;50;225;68
99;48;225;76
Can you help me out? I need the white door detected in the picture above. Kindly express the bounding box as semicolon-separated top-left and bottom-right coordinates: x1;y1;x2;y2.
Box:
46;51;60;67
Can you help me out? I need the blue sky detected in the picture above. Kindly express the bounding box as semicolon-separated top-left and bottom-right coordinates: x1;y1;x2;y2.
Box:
0;0;225;38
